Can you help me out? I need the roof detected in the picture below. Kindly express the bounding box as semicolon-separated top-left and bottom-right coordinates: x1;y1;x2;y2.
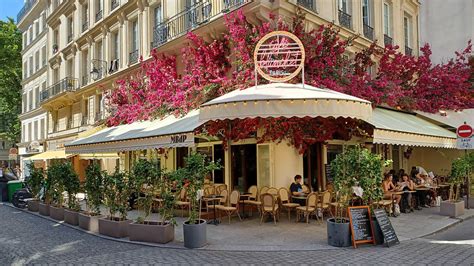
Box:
416;109;474;129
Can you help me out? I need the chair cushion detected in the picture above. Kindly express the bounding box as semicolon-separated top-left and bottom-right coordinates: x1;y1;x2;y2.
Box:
217;206;236;211
296;206;315;212
282;203;300;208
263;206;279;212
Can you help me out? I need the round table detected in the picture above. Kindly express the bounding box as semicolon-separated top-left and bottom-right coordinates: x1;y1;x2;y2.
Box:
240;193;252;218
204;195;223;225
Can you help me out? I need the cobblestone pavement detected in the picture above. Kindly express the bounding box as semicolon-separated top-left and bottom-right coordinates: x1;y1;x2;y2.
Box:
1;205;473;265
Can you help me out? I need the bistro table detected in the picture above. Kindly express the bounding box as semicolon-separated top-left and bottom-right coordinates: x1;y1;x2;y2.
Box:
204;195;223;225
240;193;252;218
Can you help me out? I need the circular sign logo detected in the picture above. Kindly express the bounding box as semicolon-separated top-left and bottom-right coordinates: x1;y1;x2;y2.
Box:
254;31;305;83
457;124;473;138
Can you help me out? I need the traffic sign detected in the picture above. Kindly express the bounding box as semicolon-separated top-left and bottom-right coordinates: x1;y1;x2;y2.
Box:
456;123;473;150
457;124;473;138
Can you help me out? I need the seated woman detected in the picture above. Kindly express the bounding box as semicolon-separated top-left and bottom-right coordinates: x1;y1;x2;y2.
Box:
290;175;306;206
398;173;415;213
382;173;401;207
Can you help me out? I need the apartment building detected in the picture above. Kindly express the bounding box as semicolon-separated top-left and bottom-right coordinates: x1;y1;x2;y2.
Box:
17;0;49;177
19;0;419;177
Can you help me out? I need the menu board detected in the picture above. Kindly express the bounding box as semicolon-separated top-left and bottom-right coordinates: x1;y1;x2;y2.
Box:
348;206;375;248
373;208;399;247
325;164;333;183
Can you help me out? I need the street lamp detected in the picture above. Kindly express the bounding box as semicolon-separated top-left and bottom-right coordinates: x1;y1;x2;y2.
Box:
90;59;107;81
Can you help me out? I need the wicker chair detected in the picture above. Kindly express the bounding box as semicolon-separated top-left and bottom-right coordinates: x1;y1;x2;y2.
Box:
215;184;227;194
302;184;310;193
296;192;319;223
260;193;279;225
243;185;261;216
279;187;300;221
175;188;190;217
319;191;331;221
260;186;269;195
267;187;279;196
217;190;242;224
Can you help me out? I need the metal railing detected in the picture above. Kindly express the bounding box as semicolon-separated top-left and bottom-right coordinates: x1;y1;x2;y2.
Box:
82;21;89;32
405;46;412;56
152;0;249;49
363;24;374;40
129;50;139;64
17;0;37;23
297;0;316;12
384;34;392;46
338;10;352;29
96;10;103;22
40;77;78;103
111;0;120;11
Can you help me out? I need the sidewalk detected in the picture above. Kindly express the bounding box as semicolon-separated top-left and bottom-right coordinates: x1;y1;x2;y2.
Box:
5;203;474;251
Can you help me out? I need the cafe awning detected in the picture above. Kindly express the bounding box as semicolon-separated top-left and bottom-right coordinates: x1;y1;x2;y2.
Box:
371;108;457;148
65;110;201;154
26;149;72;160
199;83;373;123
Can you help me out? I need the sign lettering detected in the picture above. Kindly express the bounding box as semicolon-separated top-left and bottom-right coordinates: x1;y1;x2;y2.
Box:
171;135;187;144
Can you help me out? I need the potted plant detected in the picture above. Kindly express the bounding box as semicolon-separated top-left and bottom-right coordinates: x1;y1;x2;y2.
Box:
79;162;104;232
440;153;472;217
99;170;132;238
26;163;44;212
63;163;81;226
47;162;67;221
180;153;220;249
38;168;52;216
128;159;176;243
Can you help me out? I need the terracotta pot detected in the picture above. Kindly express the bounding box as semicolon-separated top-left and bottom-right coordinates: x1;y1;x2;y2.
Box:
129;221;175;244
27;199;40;212
38;202;50;216
49;205;65;221
440;200;465;217
64;209;79;226
183;219;207;248
78;212;104;233
98;217;131;238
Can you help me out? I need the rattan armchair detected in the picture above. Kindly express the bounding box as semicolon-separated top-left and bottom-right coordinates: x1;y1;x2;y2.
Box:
279;187;300;221
296;192;319;223
217;190;242;224
260;193;279;225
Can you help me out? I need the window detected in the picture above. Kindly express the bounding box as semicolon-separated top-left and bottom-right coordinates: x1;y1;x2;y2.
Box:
35;21;39;37
22;125;26;142
339;0;349;13
29;27;33;43
23;62;28;79
42;46;47;66
28;123;32;142
362;0;371;26
383;3;391;36
154;5;162;25
67;59;74;77
132;20;138;51
113;32;119;60
97;41;103;61
34;87;39;108
34;121;38;140
68;16;74;42
28;90;33;111
404;15;412;47
23;33;27;48
22;94;27;113
35;51;39;71
29;56;33;76
42;12;46;30
40;119;45;140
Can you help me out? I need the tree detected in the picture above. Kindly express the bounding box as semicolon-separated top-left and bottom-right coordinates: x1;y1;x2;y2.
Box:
0;18;22;141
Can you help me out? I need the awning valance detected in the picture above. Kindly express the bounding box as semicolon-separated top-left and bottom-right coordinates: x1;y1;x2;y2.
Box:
65;110;201;154
26;150;72;160
371;108;457;148
199;83;372;123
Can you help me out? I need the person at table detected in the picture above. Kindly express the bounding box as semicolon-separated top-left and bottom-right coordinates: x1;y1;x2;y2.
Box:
382;173;401;206
290;175;306;206
414;170;430;208
398;173;415;213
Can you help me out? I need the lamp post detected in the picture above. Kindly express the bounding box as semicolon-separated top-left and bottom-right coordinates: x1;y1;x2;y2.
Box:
90;59;107;81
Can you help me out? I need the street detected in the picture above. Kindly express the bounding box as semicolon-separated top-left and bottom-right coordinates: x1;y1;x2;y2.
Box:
0;205;473;265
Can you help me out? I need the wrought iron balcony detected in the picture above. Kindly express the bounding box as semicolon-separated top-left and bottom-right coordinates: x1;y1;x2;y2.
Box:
338;10;352;29
152;0;249;49
82;21;89;32
96;10;103;22
17;0;37;23
297;0;316;12
405;46;412;56
40;77;78;103
384;34;393;46
111;0;120;10
129;50;139;64
363;24;374;40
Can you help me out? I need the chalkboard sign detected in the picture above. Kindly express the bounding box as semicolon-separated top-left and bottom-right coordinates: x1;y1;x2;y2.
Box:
373;208;400;247
325;164;333;183
348;206;376;248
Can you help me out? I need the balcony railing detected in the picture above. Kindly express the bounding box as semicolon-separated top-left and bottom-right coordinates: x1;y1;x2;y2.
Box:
405;46;413;56
297;0;316;12
151;0;249;49
129;50;139;64
363;24;374;40
17;0;37;23
82;21;89;32
96;10;103;22
338;10;352;29
40;77;78;103
384;34;393;46
111;0;120;10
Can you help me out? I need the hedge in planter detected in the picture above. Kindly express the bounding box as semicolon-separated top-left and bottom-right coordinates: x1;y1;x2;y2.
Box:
63;163;81;226
47;162;68;221
441;153;473;217
26;163;44;212
79;162;105;232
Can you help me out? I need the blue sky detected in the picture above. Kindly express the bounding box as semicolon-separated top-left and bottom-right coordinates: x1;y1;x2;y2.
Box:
0;0;24;22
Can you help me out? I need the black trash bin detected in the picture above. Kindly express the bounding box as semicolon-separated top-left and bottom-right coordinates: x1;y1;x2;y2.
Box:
0;182;8;202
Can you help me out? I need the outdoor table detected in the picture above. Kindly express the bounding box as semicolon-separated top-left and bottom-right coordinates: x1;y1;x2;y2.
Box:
240;193;252;218
204;195;223;225
292;193;308;206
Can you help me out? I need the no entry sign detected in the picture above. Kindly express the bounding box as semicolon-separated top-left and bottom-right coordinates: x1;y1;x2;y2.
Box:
457;124;473;138
456;123;473;149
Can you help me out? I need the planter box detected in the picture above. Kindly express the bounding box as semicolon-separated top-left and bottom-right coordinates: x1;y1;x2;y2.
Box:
99;218;131;238
440;200;465;217
183;219;207;248
129;221;175;244
64;209;79;226
49;206;65;221
38;202;50;216
78;213;103;233
27;199;39;212
327;218;351;247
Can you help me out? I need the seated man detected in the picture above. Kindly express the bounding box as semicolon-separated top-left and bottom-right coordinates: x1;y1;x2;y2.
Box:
398;173;415;213
290;175;306;206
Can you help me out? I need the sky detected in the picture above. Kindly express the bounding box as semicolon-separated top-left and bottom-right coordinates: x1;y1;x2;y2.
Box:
0;0;24;22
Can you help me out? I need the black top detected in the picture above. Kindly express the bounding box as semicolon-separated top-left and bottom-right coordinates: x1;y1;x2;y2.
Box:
290;182;302;194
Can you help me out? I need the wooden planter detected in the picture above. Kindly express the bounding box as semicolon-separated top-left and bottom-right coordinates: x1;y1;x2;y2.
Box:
98;217;131;238
440;200;465;217
38;202;50;216
129;221;175;244
64;209;79;226
49;205;65;221
78;213;103;233
27;199;40;212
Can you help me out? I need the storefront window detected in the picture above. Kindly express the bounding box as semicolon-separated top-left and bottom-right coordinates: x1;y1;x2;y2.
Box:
257;144;271;188
176;147;189;169
231;144;257;192
325;144;343;184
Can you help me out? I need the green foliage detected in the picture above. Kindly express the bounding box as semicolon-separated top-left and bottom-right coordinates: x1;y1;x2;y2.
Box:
449;152;474;201
0;19;22;141
84;162;104;215
103;170;130;220
46;162;67;207
62;163;81;211
26;163;44;199
131;159;161;223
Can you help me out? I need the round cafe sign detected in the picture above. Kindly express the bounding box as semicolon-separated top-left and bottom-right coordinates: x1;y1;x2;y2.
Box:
253;31;305;83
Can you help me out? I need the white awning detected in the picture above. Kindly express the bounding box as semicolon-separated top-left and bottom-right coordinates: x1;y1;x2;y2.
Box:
65;110;201;153
199;83;373;122
372;108;457;148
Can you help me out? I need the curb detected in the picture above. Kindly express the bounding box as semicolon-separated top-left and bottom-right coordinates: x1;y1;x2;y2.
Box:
417;213;474;239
